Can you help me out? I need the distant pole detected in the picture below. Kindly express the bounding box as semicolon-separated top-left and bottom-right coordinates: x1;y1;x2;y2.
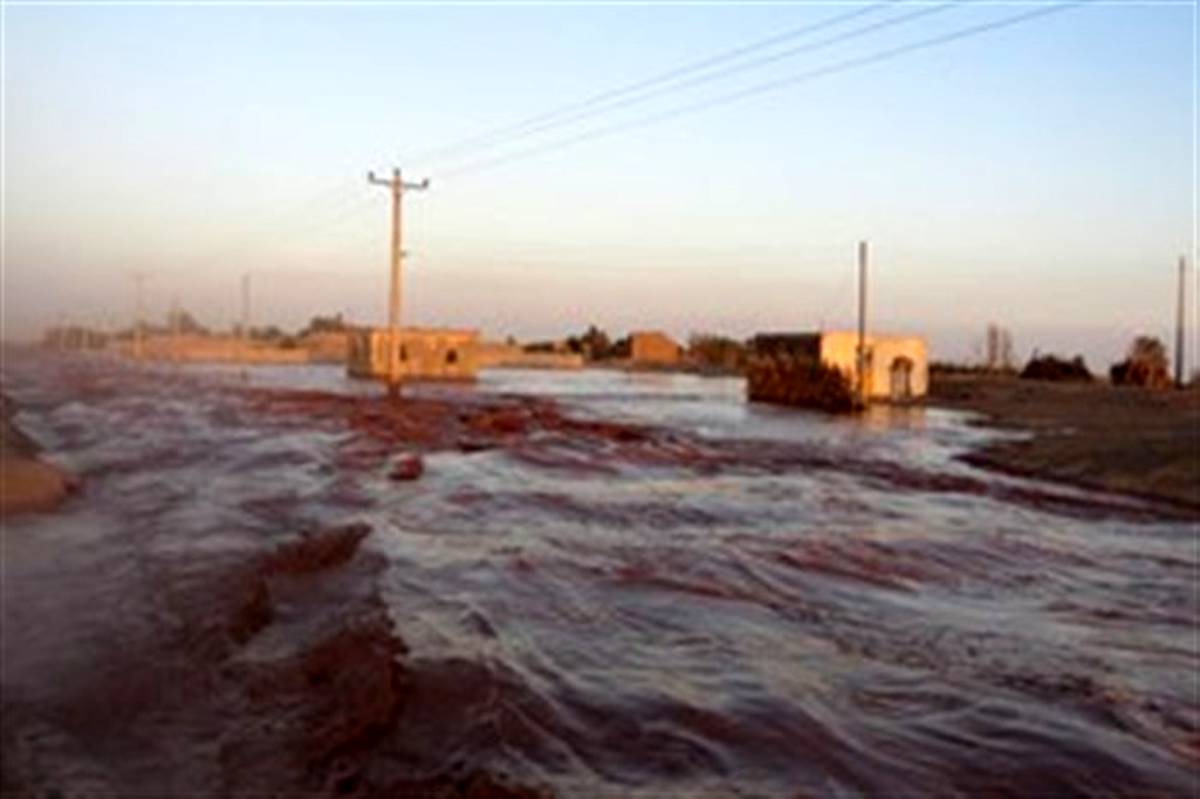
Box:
132;272;148;360
241;272;251;372
856;240;869;401
1176;254;1187;388
170;296;181;363
368;167;430;396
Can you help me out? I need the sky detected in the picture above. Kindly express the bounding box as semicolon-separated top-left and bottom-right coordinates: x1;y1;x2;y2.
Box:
2;1;1196;369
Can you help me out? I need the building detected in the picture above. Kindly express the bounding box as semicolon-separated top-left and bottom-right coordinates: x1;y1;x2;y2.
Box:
347;327;480;381
629;330;682;365
751;330;927;404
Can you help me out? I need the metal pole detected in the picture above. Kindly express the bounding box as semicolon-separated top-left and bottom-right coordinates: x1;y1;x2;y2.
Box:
1176;254;1187;388
240;272;250;372
857;240;869;402
133;273;146;361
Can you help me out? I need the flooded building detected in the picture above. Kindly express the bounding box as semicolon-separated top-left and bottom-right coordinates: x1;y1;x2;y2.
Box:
347;327;480;381
630;330;682;365
750;330;927;406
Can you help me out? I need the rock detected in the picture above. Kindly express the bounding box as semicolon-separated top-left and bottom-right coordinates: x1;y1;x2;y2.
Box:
262;523;372;576
0;456;74;516
388;453;424;481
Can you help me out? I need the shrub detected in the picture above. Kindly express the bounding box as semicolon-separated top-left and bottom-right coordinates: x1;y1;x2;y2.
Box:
1020;354;1093;382
746;354;858;413
1110;336;1171;389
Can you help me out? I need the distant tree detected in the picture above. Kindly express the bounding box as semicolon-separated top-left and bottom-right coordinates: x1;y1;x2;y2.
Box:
1110;335;1171;389
251;325;284;342
687;334;749;373
166;308;208;336
299;313;347;338
578;324;612;360
984;323;1016;373
1020;353;1093;382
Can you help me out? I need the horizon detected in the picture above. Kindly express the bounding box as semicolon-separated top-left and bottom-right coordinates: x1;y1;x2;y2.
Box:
3;2;1196;371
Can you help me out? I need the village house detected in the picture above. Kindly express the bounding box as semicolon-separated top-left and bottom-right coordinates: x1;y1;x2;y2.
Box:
629;330;682;365
751;330;928;403
347;326;480;381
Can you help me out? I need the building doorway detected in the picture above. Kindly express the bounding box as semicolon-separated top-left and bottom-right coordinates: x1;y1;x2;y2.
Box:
889;357;914;401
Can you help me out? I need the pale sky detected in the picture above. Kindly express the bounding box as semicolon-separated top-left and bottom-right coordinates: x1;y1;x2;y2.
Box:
3;2;1196;369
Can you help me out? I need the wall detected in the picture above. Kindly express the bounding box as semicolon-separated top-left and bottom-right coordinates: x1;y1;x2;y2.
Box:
120;335;310;364
818;331;929;400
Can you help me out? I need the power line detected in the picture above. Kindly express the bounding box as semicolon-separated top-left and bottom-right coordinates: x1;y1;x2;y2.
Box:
427;2;955;169
409;2;894;166
443;3;1078;180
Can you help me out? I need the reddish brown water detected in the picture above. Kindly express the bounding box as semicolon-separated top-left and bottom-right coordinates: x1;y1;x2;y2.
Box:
2;353;1196;797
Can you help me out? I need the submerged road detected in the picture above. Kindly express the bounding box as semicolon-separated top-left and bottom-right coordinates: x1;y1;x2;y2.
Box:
2;353;1196;797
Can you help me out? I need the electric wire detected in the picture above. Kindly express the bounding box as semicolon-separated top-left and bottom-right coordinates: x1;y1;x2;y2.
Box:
408;2;894;165
442;3;1078;180
424;2;955;169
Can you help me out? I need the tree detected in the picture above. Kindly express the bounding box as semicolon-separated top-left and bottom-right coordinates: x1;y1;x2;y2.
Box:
577;324;612;361
1020;353;1092;382
687;334;748;373
984;323;1015;372
1110;335;1171;389
299;313;347;338
167;308;208;336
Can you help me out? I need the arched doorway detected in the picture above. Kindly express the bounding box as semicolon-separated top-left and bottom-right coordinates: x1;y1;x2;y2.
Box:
889;356;914;401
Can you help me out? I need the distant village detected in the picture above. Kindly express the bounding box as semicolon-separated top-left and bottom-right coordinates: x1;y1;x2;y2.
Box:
41;310;1188;416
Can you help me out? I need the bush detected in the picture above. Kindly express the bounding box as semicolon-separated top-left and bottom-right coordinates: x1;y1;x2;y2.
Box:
687;334;748;374
1110;335;1171;389
1020;354;1093;382
746;354;858;413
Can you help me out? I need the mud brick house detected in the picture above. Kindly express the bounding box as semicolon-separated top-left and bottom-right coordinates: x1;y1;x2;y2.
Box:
629;330;682;365
750;330;927;405
347;327;480;381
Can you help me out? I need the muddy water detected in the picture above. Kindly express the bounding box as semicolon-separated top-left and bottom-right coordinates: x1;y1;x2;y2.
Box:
2;353;1196;797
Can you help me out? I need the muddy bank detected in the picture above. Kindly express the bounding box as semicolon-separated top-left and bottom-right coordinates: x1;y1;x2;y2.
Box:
0;392;76;516
2;518;546;798
929;373;1200;514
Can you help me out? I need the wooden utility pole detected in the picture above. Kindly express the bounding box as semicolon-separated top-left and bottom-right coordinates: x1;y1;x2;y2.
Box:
368;167;430;395
1175;254;1187;388
856;240;869;402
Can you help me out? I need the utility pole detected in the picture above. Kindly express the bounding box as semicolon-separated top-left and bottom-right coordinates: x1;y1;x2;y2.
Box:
368;167;430;395
856;240;869;403
1176;254;1187;388
240;272;251;372
170;296;181;363
131;272;149;361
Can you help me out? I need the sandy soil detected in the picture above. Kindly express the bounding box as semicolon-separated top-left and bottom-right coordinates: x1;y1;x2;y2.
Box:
0;393;75;516
929;373;1200;513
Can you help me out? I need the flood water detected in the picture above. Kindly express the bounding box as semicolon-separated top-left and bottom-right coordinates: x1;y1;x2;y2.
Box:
2;353;1197;797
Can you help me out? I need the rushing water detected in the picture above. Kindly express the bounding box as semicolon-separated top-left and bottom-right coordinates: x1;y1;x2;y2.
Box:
2;353;1197;797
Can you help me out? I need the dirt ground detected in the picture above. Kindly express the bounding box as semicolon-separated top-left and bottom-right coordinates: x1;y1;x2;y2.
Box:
929;373;1200;513
0;393;75;516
